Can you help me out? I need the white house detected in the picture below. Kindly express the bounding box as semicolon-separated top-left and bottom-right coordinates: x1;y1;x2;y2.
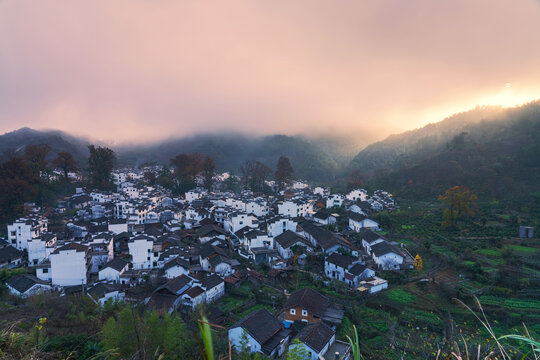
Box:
182;286;206;310
88;283;125;305
128;235;155;269
370;242;405;270
185;189;207;202
245;199;269;217
201;274;225;303
98;258;129;283
266;217;298;237
27;234;56;266
357;276;388;294
289;322;335;360
326;194;344;209
229;308;290;358
163;257;190;279
108;219;128;234
346;189;368;202
278;200;312;218
50;243;89;287
5;274;51;298
324;253;358;282
224;212;257;234
7;217;48;251
348;213;380;232
275;231;313;260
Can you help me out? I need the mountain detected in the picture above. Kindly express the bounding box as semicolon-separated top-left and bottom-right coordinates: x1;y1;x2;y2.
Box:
0;127;91;165
0;128;362;182
117;134;361;182
353;101;540;199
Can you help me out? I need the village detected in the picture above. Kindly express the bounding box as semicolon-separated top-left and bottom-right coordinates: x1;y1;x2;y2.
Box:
1;167;415;359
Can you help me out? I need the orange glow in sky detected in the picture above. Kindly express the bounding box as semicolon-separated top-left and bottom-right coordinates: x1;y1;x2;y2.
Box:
1;0;540;144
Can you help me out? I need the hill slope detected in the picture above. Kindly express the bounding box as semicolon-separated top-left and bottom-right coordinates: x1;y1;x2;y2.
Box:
0;127;91;165
353;101;540;199
117;134;359;182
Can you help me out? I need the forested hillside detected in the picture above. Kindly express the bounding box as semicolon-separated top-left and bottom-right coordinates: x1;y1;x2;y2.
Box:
353;101;540;199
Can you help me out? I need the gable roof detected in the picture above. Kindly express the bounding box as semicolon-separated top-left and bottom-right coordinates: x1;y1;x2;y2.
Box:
325;253;355;269
201;274;224;290
361;230;385;243
347;263;370;276
197;224;226;238
274;230;311;249
5;274;49;294
101;258;129;272
157;274;193;295
370;241;404;258
52;242;88;254
0;246;23;264
284;288;329;318
231;308;282;345
296;322;335;353
163;257;190;272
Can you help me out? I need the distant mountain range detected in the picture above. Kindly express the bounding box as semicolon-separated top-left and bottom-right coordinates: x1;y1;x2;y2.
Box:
2;100;539;196
0;128;361;183
352;101;540;199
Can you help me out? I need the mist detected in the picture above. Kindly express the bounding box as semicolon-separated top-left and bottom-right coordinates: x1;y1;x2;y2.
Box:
1;0;540;144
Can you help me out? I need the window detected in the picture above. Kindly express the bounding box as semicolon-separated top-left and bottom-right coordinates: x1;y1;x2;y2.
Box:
290;308;296;315
302;310;308;317
42;268;48;273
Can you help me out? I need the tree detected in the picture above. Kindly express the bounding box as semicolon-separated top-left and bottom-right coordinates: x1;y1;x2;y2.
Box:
241;160;272;192
143;171;156;185
157;166;174;189
52;151;77;182
201;156;215;191
286;338;309;360
275;156;294;191
438;185;478;228
347;169;365;190
222;170;241;193
24;144;51;173
87;145;115;190
414;254;423;272
0;157;39;223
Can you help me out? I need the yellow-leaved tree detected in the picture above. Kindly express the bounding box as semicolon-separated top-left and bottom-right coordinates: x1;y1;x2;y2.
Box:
414;254;423;272
438;185;478;228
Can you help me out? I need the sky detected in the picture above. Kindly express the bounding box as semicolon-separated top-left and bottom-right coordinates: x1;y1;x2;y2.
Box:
1;0;540;145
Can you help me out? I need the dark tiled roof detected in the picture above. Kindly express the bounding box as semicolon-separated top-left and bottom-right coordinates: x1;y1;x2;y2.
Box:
275;230;311;249
184;286;204;298
296;322;335;353
347;263;369;276
52;242;88;254
232;308;282;345
101;258;129;272
325;253;355;269
284;288;329;318
361;230;385;243
5;274;49;293
0;246;23;263
163;257;190;272
370;241;404;258
201;274;223;290
197;224;226;238
88;283;119;299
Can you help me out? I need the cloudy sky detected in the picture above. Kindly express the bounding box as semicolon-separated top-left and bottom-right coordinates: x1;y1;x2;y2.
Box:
1;0;540;144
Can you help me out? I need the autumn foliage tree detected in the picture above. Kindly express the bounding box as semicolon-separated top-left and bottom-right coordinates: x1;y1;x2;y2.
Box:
414;254;423;272
52;151;78;182
438;185;478;228
170;153;216;193
275;156;294;191
201;156;215;191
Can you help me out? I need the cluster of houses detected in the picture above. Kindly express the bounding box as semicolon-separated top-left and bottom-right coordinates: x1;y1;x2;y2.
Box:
1;168;412;358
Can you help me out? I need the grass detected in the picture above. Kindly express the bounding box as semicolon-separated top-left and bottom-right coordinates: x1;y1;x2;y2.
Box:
507;245;538;254
385;288;417;305
475;248;502;257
